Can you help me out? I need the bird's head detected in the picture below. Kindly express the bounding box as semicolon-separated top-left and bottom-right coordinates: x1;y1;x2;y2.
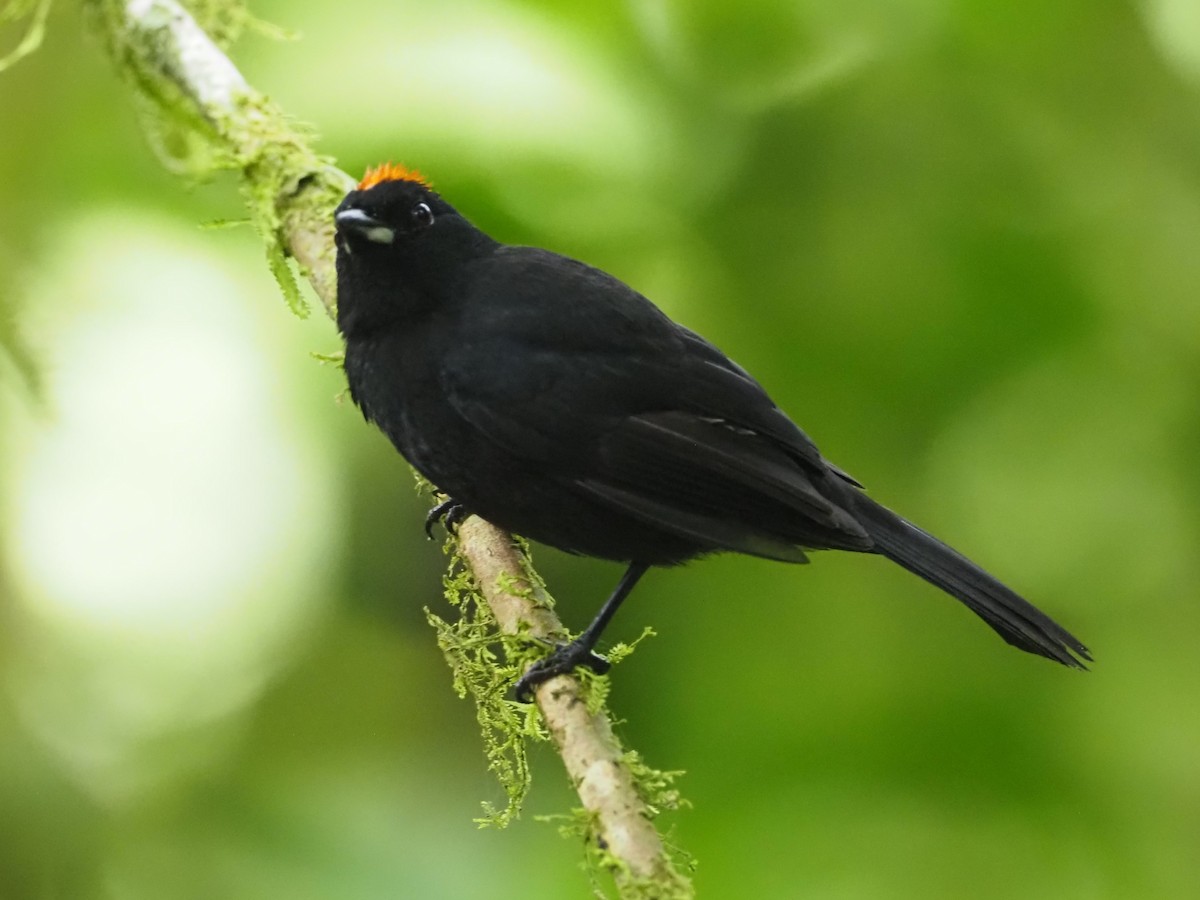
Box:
334;164;495;335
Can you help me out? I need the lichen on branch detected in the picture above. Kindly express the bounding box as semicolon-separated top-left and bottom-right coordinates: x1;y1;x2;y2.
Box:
87;0;351;319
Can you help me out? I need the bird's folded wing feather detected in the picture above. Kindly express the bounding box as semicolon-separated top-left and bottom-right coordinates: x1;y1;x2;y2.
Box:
442;302;873;556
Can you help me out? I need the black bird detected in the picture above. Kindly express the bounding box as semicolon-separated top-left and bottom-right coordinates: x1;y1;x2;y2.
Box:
334;163;1090;699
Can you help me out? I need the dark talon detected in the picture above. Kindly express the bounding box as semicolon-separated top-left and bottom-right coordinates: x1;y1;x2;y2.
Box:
443;502;469;534
425;498;469;539
514;639;612;702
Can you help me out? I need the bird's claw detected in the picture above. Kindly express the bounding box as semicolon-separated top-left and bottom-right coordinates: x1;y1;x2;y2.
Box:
514;639;611;702
425;498;470;539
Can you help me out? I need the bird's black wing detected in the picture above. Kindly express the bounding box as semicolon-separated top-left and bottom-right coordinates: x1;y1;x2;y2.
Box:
443;248;872;559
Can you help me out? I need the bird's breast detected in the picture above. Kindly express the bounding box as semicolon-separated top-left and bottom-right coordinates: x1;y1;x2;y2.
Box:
343;334;492;492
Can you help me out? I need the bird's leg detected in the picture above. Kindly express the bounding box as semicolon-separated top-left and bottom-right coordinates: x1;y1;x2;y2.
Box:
514;561;650;702
425;497;470;539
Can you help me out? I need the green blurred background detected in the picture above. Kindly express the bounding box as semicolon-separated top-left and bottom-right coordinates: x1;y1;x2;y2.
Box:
2;0;1198;896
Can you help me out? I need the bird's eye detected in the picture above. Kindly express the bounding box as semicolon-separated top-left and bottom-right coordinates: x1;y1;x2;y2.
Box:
411;202;434;229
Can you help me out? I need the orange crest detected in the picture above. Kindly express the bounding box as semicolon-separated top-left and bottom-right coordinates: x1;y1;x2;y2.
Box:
357;162;430;191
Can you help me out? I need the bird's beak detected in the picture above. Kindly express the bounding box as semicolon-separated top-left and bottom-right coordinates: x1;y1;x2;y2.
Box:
335;208;395;245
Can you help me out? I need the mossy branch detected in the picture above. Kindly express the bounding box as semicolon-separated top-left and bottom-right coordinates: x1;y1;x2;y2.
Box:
86;1;692;895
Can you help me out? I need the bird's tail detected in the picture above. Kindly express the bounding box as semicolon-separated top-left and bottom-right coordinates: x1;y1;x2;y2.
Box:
849;493;1091;668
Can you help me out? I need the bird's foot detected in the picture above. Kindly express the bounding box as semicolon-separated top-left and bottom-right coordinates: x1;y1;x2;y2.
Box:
425;498;470;539
514;639;611;702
